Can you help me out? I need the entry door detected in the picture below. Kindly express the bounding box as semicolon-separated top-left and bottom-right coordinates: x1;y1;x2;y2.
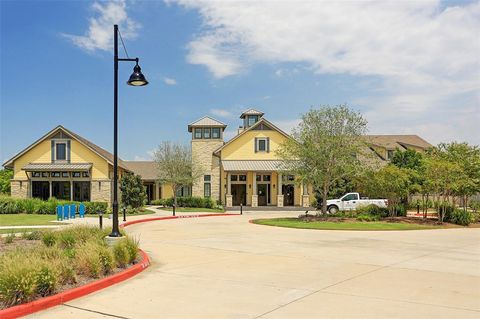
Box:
32;181;50;201
258;184;268;206
232;184;247;206
282;184;294;206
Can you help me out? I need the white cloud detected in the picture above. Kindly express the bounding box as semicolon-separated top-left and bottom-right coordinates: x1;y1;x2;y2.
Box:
163;77;177;85
63;0;139;52
210;108;233;118
171;0;480;145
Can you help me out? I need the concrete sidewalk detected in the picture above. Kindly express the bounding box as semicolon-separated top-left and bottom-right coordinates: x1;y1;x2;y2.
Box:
26;212;480;319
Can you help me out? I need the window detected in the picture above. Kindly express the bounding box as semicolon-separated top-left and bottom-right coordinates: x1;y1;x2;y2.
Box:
239;175;247;181
230;175;238;182
42;172;49;178
283;175;295;182
72;172;81;178
203;128;211;139
255;137;269;152
62;172;69;178
82;172;90;178
387;150;395;160
256;174;261;182
248;115;258;127
263;175;271;182
212;128;221;139
56;143;66;160
204;174;211;198
194;128;202;139
52;172;61;177
73;181;90;202
342;193;358;201
32;172;41;177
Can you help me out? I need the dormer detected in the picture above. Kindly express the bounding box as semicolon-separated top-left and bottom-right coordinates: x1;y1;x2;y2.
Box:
240;109;264;128
188;116;227;140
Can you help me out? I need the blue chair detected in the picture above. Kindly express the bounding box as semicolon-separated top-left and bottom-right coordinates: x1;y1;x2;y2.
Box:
70;204;76;219
63;205;70;220
79;203;85;218
56;205;63;221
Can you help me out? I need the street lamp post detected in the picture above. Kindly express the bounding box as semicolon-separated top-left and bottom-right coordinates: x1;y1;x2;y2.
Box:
110;24;148;237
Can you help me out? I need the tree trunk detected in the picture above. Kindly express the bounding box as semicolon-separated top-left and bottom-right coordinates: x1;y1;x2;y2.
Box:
321;184;328;215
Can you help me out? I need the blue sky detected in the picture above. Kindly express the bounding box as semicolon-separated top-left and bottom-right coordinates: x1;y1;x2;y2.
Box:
1;0;479;163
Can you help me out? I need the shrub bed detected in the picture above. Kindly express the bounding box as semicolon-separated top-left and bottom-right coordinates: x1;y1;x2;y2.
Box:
0;226;140;309
0;196;107;215
151;196;218;209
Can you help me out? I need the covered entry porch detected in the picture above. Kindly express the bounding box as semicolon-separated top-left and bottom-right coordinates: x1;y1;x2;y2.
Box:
222;160;311;208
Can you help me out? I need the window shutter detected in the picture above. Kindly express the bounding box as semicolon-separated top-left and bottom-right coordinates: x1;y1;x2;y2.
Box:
51;140;55;162
254;138;258;153
67;140;71;162
266;138;270;153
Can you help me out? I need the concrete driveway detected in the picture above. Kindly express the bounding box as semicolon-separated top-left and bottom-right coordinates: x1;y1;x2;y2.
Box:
28;212;480;318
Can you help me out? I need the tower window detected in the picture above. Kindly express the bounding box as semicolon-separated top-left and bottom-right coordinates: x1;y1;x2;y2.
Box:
212;128;221;139
203;128;211;139
194;128;202;139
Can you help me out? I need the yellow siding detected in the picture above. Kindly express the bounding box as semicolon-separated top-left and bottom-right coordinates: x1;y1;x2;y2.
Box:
161;184;174;199
221;130;287;160
70;140;109;179
13;139;52;180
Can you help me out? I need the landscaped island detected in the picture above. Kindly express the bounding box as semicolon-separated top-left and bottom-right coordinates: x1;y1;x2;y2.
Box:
0;226;141;309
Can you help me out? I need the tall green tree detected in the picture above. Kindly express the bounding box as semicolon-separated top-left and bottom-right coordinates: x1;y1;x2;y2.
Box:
277;105;368;214
154;141;203;206
120;173;147;209
0;169;13;194
391;149;423;170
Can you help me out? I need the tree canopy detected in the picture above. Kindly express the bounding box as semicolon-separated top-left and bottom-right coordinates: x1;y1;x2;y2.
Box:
277;105;368;214
120;173;147;209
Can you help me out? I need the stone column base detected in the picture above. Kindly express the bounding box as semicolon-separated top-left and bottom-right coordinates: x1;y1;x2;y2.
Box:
277;195;284;207
226;195;233;208
302;195;310;207
251;195;258;207
10;180;28;199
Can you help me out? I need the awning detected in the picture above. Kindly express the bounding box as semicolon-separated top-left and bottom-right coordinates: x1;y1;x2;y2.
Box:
221;160;286;172
22;163;92;171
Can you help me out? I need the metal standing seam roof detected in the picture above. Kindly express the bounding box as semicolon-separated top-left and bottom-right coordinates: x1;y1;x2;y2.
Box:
22;163;93;171
239;108;265;118
221;160;286;172
188;116;227;132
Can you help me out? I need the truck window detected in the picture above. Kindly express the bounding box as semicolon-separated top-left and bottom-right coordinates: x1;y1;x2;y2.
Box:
342;193;356;201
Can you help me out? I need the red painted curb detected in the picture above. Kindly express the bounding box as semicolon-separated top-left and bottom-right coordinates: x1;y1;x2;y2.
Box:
120;213;240;228
0;249;150;319
0;212;240;318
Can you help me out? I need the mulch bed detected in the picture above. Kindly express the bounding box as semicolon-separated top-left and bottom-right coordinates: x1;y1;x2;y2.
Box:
0;238;40;255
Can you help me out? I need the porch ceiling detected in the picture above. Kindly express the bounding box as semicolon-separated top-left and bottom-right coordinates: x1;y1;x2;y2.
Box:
22;163;92;171
221;160;285;172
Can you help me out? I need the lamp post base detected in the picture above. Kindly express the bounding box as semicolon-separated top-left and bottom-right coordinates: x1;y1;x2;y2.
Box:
105;235;123;247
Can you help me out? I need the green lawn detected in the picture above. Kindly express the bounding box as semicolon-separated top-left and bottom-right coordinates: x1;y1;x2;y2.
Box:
0;228;54;234
0;214;62;226
252;218;446;231
158;207;224;213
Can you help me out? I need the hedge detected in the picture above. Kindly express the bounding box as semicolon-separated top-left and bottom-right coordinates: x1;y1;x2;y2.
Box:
151;196;218;209
0;196;107;215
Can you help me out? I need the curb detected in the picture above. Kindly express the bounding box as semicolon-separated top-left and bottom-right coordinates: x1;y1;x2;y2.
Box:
0;250;150;319
0;213;240;318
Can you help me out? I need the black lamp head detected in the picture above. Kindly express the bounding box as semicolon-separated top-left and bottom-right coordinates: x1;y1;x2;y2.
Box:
127;62;148;86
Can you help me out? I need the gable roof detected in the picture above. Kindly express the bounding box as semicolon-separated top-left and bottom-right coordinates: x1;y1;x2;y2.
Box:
213;117;290;156
365;135;432;150
124;161;157;180
3;125;130;170
187;116;227;132
240;108;264;119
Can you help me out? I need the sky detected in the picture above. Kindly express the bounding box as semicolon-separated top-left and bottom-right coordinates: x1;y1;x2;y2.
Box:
1;0;479;163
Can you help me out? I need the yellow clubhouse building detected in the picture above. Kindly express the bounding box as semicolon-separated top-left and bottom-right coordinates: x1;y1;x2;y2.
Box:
3;109;431;208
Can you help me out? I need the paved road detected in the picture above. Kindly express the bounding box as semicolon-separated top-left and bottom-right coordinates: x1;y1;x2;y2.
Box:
27;212;480;319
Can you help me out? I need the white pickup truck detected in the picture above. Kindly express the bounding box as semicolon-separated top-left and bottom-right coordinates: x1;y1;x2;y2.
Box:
326;192;388;214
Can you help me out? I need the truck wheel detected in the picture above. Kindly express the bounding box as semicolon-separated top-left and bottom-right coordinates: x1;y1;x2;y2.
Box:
328;205;339;214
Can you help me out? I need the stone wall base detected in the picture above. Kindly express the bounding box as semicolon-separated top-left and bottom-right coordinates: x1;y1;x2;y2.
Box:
10;180;28;199
251;195;258;207
302;195;310;207
91;180;112;206
277;195;284;207
225;195;233;208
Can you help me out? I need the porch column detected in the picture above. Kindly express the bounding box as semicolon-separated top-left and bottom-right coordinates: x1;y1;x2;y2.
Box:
251;172;258;207
277;173;284;207
70;181;73;201
226;172;232;207
49;181;52;199
302;182;310;208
